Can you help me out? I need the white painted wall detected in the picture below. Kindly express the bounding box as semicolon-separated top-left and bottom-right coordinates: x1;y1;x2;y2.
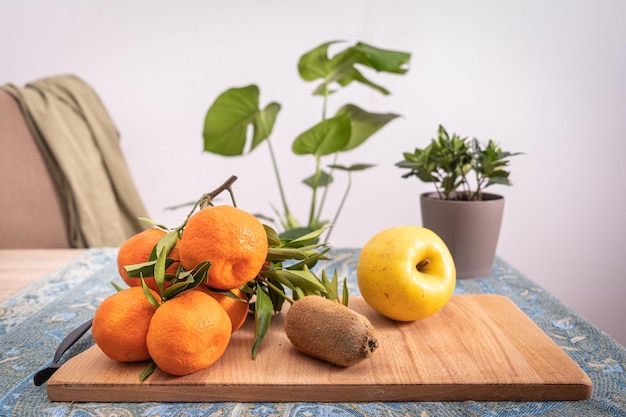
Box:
2;0;625;346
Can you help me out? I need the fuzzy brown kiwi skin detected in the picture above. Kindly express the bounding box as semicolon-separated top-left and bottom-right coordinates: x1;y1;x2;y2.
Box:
284;295;379;367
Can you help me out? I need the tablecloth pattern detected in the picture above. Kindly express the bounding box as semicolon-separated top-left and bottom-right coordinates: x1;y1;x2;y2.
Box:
1;248;625;417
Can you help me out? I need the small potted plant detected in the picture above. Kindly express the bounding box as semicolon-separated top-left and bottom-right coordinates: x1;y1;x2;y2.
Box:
396;125;522;278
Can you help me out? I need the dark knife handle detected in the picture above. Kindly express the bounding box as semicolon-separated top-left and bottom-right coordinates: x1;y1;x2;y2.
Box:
33;318;93;386
52;319;93;362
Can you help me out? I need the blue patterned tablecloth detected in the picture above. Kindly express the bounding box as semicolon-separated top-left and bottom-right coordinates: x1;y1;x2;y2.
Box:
1;248;625;416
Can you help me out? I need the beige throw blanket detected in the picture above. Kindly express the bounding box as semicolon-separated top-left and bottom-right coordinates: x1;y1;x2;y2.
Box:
1;75;148;247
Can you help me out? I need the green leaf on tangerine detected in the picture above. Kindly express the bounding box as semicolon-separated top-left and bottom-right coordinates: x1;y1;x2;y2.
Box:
252;287;273;359
263;224;282;247
139;360;157;382
264;268;327;294
153;247;167;296
286;227;329;247
140;278;160;308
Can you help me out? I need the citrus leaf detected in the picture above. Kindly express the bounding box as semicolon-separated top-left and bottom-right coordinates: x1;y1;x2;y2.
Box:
137;217;169;231
187;261;211;290
265;277;287;313
252;287;272;359
204;288;247;302
155;230;178;261
140;278;160;308
292;114;351;156
125;260;157;277
278;226;316;241
285;227;329;247
162;281;192;299
263;224;281;247
264;268;327;293
203;85;281;156
139;360;157;382
286;247;330;270
154;247;167;296
124;259;176;278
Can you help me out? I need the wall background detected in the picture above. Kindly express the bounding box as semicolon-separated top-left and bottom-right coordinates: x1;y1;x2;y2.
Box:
2;0;625;346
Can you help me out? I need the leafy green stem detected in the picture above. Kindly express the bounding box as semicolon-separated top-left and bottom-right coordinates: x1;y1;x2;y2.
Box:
315;152;338;224
266;138;295;227
308;155;323;227
258;274;295;305
325;168;351;242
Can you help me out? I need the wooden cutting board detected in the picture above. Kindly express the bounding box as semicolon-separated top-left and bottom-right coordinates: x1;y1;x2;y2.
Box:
47;294;592;402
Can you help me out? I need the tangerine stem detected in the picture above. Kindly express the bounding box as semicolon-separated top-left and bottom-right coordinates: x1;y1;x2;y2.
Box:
205;175;238;206
258;275;295;305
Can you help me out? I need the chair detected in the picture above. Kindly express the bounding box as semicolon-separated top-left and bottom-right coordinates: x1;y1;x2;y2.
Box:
0;89;71;248
0;75;148;249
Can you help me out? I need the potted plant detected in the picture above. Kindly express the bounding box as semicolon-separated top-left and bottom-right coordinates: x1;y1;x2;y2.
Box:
201;40;411;241
396;125;522;278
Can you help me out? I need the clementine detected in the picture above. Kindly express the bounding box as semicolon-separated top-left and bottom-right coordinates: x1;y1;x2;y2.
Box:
195;285;250;333
92;286;160;362
178;205;268;290
146;290;232;376
117;228;180;293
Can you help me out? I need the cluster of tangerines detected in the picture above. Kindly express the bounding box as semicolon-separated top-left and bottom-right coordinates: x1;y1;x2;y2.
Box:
91;204;269;377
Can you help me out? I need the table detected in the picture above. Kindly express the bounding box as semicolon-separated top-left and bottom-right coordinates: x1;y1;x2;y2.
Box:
0;249;84;303
1;248;625;416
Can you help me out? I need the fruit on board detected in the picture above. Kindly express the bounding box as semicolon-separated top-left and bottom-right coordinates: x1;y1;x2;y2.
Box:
194;285;250;333
178;205;268;290
146;290;232;376
92;287;160;362
116;228;180;293
284;295;379;367
356;226;456;321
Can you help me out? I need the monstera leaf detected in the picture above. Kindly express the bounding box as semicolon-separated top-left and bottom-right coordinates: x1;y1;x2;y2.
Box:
203;85;280;156
291;114;351;156
298;41;410;96
336;104;400;151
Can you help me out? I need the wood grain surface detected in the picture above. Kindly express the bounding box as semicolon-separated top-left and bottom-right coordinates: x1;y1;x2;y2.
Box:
0;249;84;302
47;294;592;402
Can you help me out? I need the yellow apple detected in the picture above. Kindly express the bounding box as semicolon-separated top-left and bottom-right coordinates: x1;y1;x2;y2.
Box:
356;226;456;321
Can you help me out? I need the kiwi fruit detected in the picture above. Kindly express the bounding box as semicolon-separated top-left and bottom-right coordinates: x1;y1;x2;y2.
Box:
284;295;379;367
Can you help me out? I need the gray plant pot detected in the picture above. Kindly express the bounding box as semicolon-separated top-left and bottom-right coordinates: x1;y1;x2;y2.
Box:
420;192;505;279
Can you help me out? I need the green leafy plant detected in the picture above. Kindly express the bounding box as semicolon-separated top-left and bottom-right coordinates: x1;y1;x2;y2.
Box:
202;40;411;239
396;125;522;201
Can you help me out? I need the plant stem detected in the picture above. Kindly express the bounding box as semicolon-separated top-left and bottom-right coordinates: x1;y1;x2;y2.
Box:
315;153;339;222
325;169;352;242
322;79;330;120
266;138;295;227
308;155;322;227
259;274;295;305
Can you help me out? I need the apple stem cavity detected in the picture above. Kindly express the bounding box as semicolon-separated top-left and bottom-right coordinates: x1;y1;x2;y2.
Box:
416;259;430;273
